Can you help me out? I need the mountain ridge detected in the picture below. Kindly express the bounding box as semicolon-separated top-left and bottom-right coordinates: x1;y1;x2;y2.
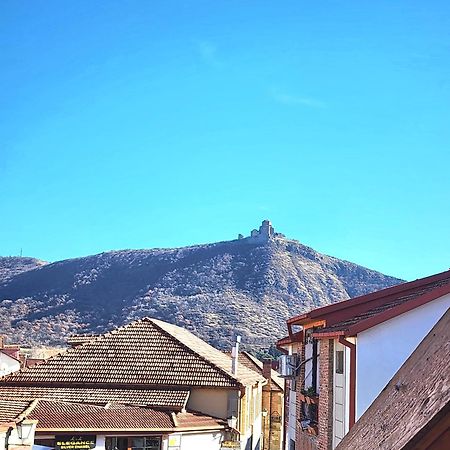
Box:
0;224;403;350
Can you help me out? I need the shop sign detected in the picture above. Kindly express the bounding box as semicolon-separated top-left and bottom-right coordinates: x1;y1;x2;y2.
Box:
220;441;241;449
55;436;96;450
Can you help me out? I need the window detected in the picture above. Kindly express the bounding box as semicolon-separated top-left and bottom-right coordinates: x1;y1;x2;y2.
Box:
336;350;344;374
106;437;161;450
290;377;297;392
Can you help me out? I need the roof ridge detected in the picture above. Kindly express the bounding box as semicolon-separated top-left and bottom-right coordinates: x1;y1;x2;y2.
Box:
15;398;39;422
289;270;450;325
1;318;153;382
148;319;240;386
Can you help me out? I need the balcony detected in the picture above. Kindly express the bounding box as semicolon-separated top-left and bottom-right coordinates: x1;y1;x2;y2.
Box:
299;389;319;436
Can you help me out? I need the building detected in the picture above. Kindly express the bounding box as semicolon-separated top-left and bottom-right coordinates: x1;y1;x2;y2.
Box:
0;317;268;450
336;308;450;450
228;352;284;450
237;220;285;244
0;337;20;377
277;269;450;450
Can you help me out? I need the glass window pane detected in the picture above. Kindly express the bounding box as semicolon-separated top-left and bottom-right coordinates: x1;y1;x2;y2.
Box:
131;438;145;448
336;350;344;374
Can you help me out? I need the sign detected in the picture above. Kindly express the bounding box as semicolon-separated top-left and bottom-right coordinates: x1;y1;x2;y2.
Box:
55;436;96;450
271;411;282;423
220;441;241;449
168;433;181;449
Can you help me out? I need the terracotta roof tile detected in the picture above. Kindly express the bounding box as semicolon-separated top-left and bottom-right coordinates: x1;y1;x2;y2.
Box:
0;386;189;409
224;351;283;391
0;399;31;422
0;398;226;432
175;410;227;430
2;318;264;388
28;400;175;431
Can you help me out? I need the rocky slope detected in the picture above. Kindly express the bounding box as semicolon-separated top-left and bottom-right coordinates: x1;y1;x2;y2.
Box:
0;230;403;350
0;257;48;283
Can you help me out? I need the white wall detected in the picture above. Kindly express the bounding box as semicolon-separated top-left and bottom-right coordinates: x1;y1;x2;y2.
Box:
188;388;229;419
356;294;450;417
93;436;105;450
0;352;20;376
168;431;223;450
285;387;296;450
283;343;297;450
304;342;313;389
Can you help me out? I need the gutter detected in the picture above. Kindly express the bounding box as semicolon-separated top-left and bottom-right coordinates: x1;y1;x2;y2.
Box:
338;336;356;429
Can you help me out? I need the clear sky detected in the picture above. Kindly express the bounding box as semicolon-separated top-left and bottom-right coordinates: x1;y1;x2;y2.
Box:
1;1;449;281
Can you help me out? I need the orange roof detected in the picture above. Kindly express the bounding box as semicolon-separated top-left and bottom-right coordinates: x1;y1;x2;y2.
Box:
0;399;31;423
0;386;190;410
2;318;264;388
0;398;227;432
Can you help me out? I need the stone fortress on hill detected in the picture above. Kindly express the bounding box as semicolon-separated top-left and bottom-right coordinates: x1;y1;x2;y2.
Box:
237;220;286;244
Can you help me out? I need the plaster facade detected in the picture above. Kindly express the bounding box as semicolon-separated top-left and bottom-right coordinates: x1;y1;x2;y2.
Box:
356;293;450;418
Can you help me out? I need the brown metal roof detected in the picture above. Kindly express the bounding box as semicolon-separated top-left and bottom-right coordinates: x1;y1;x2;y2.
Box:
312;275;450;336
1;318;263;388
0;386;190;410
336;308;450;450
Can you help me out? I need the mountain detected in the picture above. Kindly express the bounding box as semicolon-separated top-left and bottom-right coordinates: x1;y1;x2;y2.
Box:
0;257;48;283
0;222;403;350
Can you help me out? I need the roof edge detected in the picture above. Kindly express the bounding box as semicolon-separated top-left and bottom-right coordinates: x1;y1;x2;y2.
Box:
288;270;450;326
346;284;450;336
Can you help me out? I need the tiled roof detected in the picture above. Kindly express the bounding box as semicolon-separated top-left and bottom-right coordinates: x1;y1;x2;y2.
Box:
337;308;450;450
67;335;100;347
0;399;30;423
0;398;226;432
175;410;227;430
225;352;284;391
29;400;175;431
0;386;189;409
315;277;450;335
1;318;264;388
288;270;450;328
152;319;265;386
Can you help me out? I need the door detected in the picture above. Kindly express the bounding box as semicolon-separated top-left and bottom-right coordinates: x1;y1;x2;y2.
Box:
333;342;346;448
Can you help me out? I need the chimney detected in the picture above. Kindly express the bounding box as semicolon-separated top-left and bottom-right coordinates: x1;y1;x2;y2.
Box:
231;336;241;376
263;359;272;388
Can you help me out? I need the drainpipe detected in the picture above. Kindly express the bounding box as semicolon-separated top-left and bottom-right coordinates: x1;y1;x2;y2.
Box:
338;336;356;428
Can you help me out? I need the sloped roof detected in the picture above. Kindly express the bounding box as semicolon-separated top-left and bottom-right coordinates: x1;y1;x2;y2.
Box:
226;352;283;392
287;270;450;337
29;400;175;431
1;318;264;388
0;398;226;432
0;386;190;410
276;331;303;347
0;399;31;423
336;308;450;450
67;335;100;347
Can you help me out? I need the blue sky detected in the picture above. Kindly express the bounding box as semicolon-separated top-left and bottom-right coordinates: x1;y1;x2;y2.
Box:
1;1;449;281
